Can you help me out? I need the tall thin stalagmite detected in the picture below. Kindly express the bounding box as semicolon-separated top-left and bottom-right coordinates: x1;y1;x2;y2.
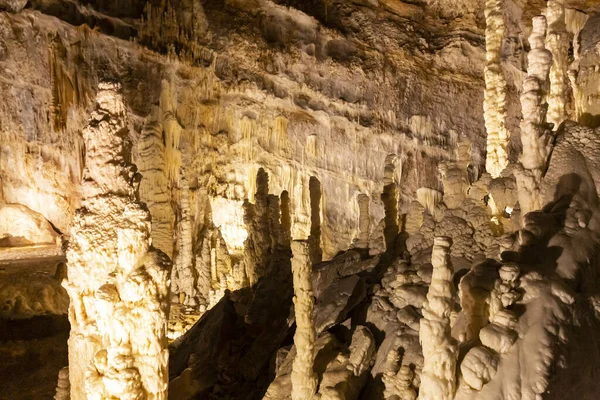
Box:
545;0;570;129
516;16;554;214
483;0;510;178
419;237;458;400
290;240;318;400
64;82;172;399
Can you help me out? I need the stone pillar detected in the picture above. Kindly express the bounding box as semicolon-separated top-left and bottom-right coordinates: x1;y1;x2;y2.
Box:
64;83;172;400
419;237;458;400
290;240;318;400
483;0;510;178
173;171;196;306
516;16;553;215
546;0;570;129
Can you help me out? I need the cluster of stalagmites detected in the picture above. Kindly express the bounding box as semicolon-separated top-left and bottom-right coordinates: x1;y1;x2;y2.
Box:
52;3;600;399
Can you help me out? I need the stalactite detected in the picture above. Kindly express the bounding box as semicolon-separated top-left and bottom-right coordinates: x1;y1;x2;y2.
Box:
354;194;370;249
439;139;471;209
565;9;589;122
515;16;554;215
308;176;323;264
290;240;318;400
545;0;570;129
173;170;196;306
64;83;171;400
483;0;510;178
137;106;174;258
268;194;283;249
419;237;458;400
194;227;212;309
280;190;292;248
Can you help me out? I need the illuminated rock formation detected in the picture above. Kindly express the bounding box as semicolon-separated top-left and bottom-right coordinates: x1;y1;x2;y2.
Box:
353;194;371;249
516;16;554;215
64;83;171;399
419;237;458;400
545;0;570;129
382;351;417;400
173;172;196;306
290;240;318;400
439;139;471;209
0;203;60;246
54;367;70;400
483;0;510;178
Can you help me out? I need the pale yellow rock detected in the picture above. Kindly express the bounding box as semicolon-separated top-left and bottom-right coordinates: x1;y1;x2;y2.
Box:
483;0;510;178
419;237;458;400
0;203;60;246
64;83;172;400
290;240;318;400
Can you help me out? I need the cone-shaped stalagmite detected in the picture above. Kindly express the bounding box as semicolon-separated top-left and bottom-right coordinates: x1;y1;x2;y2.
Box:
419;237;458;400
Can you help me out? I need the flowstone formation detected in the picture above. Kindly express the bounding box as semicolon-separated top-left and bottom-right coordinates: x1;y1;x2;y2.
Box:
64;83;172;399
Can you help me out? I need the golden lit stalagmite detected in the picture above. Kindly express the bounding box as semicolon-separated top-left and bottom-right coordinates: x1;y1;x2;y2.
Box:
419;237;458;400
64;82;172;399
515;16;553;215
483;0;510;178
545;0;569;129
290;240;318;400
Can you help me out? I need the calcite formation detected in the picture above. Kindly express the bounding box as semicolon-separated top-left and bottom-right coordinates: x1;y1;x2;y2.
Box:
64;83;172;399
483;0;510;178
2;1;600;400
419;237;458;400
290;240;318;400
546;0;570;129
516;16;554;215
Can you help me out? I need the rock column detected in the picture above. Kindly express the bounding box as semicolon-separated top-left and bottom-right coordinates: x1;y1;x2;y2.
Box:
419;237;458;400
516;16;553;214
290;240;318;400
546;0;569;129
64;83;172;400
484;0;510;178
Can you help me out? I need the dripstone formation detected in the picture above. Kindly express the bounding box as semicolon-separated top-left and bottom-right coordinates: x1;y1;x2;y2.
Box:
0;1;600;400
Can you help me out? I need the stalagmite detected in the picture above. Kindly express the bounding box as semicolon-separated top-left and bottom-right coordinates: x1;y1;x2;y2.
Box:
63;83;171;400
382;350;417;400
515;16;554;214
54;367;70;400
419;237;458;400
545;0;569;129
194;229;212;309
290;240;318;400
173;171;196;306
483;0;510;178
244;168;272;286
439;139;471;209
